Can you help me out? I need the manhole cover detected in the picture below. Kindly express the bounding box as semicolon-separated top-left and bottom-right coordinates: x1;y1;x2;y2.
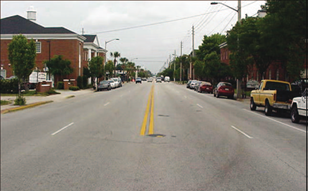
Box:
147;134;166;137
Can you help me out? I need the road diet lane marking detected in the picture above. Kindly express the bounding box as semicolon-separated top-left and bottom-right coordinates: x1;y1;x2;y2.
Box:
51;122;74;136
104;102;110;106
231;125;253;139
243;109;306;133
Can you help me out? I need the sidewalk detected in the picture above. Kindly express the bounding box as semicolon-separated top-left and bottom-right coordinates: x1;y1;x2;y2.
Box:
1;89;94;113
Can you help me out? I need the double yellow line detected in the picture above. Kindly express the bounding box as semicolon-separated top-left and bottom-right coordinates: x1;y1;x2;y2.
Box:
140;84;155;136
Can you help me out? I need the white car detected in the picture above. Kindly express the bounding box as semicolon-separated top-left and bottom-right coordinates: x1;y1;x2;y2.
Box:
111;78;120;87
164;76;170;82
291;88;307;123
108;79;116;88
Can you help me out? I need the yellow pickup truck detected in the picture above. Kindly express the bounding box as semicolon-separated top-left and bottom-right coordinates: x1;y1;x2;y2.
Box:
250;80;296;116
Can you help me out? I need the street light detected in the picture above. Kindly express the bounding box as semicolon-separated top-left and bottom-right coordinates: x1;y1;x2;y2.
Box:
104;38;119;79
172;52;177;82
211;0;242;99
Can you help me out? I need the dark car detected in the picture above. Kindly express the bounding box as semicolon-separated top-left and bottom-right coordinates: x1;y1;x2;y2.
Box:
97;80;111;91
198;82;213;93
136;77;142;84
213;82;234;99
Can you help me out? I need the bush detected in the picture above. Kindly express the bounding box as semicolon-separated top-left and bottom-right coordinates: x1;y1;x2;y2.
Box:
47;89;60;95
57;81;64;89
77;76;83;89
69;86;80;91
14;95;26;105
0;79;19;93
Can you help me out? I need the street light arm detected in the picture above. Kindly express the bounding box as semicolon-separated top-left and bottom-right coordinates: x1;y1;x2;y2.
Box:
105;38;120;44
211;2;238;12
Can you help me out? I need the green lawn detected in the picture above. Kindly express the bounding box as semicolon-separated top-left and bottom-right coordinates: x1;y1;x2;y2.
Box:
1;89;60;96
1;100;12;105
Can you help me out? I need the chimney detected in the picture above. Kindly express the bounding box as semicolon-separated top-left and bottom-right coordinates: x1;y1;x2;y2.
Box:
27;6;36;21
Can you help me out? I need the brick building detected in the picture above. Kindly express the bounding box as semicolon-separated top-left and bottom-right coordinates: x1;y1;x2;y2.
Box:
0;14;107;86
218;42;307;83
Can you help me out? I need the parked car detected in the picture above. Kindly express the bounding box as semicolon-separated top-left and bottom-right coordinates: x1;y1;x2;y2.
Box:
291;88;308;123
186;80;192;88
213;82;234;99
189;80;198;89
136;77;142;84
112;77;122;87
198;82;213;93
110;78;120;87
108;80;116;88
97;80;111;91
194;81;202;91
164;76;170;82
142;78;147;81
156;77;162;83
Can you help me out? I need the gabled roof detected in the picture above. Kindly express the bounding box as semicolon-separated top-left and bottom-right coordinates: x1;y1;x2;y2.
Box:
1;15;76;34
82;35;96;43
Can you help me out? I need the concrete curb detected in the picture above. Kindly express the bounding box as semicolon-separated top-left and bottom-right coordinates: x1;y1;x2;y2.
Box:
1;101;53;114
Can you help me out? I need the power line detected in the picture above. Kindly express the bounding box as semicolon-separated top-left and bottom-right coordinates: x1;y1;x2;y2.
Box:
94;8;231;34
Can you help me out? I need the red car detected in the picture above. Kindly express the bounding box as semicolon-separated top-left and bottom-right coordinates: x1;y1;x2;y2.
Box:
213;82;234;99
198;82;213;93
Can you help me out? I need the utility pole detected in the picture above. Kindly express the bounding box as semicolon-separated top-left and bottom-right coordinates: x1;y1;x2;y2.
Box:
236;0;242;99
180;41;182;83
190;25;195;80
169;55;171;68
174;50;176;82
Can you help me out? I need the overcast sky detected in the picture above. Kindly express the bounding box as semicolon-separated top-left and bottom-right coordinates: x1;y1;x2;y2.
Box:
1;1;266;74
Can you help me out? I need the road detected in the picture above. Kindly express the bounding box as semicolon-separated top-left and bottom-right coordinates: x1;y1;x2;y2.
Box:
1;81;307;190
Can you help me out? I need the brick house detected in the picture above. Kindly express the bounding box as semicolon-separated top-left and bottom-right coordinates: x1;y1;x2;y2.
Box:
1;14;107;87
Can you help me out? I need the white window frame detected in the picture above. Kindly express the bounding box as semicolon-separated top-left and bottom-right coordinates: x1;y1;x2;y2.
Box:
35;42;41;53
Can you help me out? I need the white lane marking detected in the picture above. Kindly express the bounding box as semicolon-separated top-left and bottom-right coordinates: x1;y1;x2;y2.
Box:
51;122;74;136
104;102;110;106
243;109;306;133
231;125;253;139
197;104;203;108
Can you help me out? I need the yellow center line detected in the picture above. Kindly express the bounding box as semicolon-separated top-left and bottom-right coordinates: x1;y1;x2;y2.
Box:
149;85;155;135
140;84;154;136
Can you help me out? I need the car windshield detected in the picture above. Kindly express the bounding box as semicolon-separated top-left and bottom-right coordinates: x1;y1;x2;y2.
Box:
100;81;108;84
1;1;306;191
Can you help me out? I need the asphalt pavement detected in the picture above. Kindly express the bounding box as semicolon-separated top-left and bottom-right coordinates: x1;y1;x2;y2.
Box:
1;81;306;190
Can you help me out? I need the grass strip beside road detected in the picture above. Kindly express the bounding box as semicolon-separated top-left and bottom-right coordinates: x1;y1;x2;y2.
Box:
1;101;53;114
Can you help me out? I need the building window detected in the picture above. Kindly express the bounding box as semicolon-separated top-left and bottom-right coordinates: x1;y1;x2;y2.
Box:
0;69;6;79
35;42;41;53
276;69;279;80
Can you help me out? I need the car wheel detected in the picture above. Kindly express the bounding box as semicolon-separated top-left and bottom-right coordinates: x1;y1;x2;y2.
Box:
250;98;256;111
216;93;220;98
291;104;300;123
228;95;233;99
265;100;272;116
213;92;216;97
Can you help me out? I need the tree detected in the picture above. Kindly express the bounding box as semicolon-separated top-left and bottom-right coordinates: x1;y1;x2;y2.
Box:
105;60;115;79
110;51;120;77
261;0;308;80
45;55;73;84
8;34;36;97
89;56;104;85
204;51;231;84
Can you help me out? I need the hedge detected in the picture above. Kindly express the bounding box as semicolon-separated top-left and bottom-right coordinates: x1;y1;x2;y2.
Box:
0;79;19;93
